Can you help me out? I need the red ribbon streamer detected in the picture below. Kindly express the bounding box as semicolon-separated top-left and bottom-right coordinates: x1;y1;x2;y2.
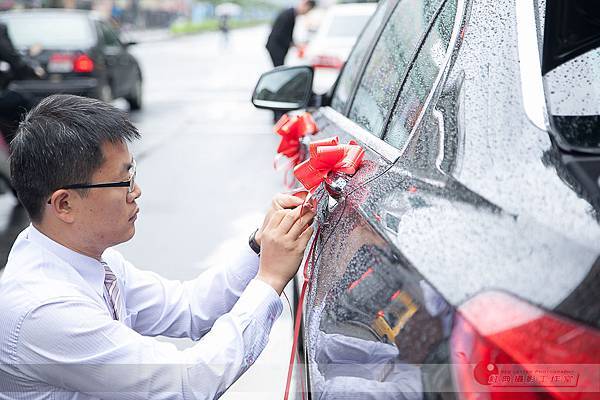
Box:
293;137;366;193
284;225;321;400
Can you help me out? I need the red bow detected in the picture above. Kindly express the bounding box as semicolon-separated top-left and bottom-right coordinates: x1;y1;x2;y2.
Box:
293;137;365;193
274;113;318;160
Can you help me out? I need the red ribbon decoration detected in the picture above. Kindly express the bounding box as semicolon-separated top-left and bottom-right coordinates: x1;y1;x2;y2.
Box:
274;113;319;160
273;113;319;189
293;137;366;193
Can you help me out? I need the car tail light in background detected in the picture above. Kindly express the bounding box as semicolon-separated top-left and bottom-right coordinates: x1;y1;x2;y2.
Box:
73;54;94;73
48;53;94;73
450;291;600;399
312;54;344;69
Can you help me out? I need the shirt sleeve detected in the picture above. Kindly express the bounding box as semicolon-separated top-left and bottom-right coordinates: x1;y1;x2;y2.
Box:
116;245;261;339
15;278;282;400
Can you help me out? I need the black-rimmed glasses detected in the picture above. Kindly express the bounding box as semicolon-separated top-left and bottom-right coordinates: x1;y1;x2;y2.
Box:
47;160;136;204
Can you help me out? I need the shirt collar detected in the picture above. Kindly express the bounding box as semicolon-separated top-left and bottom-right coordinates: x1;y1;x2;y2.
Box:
27;225;106;297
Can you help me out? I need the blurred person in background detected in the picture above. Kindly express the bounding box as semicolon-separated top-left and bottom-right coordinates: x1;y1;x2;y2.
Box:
265;0;316;122
266;0;316;67
0;94;316;399
219;15;230;43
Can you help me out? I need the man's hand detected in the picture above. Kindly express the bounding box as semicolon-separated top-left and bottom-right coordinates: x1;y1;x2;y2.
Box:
255;191;309;246
257;205;315;294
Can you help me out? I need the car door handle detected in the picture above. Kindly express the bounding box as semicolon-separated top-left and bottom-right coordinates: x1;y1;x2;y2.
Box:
324;173;349;199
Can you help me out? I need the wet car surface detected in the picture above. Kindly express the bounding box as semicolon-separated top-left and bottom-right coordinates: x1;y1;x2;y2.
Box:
253;0;600;398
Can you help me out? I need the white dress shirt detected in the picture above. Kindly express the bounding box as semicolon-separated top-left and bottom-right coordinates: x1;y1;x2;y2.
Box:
0;226;283;400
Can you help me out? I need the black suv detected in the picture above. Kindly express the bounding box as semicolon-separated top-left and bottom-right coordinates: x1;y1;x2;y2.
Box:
253;0;600;398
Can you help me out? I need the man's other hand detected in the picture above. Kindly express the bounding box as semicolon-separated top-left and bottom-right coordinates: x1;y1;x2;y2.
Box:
257;206;315;295
255;191;309;246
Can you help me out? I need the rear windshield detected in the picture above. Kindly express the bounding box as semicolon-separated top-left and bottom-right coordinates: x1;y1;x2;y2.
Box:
325;15;372;38
0;14;95;49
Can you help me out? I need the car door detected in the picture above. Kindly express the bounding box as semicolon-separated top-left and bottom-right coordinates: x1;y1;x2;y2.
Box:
299;0;464;397
97;21;132;98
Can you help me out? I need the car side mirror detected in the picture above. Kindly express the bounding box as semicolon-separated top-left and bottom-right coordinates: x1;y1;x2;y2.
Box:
252;66;314;111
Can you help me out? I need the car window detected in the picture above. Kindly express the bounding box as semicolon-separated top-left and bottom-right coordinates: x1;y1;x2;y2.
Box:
330;0;394;113
100;23;121;47
0;14;95;49
348;0;444;137
384;0;458;149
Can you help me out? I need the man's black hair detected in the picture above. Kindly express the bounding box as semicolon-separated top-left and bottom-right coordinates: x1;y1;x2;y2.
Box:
10;94;140;222
306;0;316;9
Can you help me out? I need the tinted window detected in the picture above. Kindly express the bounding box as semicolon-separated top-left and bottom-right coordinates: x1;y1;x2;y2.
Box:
101;23;121;47
1;14;95;49
348;0;443;137
331;0;394;113
384;0;457;149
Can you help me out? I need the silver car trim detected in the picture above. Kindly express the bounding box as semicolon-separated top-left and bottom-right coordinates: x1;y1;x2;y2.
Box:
320;106;402;162
253;100;304;109
515;0;548;131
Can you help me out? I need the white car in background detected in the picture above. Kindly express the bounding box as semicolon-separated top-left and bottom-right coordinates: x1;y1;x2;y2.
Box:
294;3;377;94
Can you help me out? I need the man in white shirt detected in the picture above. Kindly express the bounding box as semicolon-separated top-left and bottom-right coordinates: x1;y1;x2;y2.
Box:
0;94;315;399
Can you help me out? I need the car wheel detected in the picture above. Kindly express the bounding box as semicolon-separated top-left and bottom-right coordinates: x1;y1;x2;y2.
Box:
126;73;142;111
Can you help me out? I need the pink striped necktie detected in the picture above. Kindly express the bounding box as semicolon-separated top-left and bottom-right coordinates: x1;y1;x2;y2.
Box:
102;261;122;321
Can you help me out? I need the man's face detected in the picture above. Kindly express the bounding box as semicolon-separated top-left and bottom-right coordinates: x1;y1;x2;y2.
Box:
72;140;141;249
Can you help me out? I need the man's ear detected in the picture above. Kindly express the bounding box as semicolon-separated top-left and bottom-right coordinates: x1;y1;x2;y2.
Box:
48;190;76;224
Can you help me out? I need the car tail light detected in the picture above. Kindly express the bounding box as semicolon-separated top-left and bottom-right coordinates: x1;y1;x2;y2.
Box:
73;54;94;73
312;54;344;69
450;291;600;399
48;53;94;74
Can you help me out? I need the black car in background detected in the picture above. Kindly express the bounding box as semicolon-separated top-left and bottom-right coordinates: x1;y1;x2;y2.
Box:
253;0;600;398
0;9;142;111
